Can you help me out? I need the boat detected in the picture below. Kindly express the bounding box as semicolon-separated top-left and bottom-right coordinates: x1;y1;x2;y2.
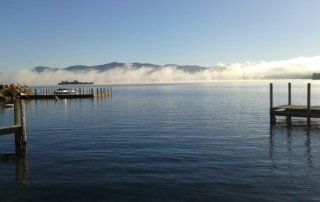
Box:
58;80;94;85
54;88;76;94
4;104;14;108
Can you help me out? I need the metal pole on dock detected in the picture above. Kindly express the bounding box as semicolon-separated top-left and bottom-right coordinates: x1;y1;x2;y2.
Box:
307;83;311;126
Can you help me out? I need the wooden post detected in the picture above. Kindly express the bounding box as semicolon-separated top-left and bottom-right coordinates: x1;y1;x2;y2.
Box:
14;99;20;150
270;83;275;125
307;83;311;126
20;99;27;144
15;100;28;182
287;83;292;125
14;99;26;155
14;99;19;125
15;152;28;184
288;83;291;105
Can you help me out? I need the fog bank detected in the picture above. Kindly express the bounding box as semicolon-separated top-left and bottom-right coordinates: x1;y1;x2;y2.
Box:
1;56;320;85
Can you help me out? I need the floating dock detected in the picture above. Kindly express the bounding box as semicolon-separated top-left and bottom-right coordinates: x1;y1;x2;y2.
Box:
270;83;318;126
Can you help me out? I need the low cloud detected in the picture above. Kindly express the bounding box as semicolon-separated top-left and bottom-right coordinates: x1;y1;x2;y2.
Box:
1;56;320;85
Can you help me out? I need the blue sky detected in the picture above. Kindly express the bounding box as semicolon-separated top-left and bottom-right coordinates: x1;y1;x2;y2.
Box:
1;0;320;72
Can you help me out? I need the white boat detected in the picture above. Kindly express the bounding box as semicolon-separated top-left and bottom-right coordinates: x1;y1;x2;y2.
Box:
54;88;76;94
4;104;14;108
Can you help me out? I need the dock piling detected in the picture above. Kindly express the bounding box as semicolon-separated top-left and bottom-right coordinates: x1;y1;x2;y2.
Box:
20;99;27;144
13;100;27;155
269;83;276;125
287;83;292;125
307;83;311;127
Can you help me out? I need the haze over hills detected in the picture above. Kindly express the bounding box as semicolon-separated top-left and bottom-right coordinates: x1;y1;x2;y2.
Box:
32;62;209;73
1;56;320;85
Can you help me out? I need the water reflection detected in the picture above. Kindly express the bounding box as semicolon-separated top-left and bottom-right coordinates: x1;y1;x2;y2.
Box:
305;129;312;168
0;149;28;185
269;126;313;168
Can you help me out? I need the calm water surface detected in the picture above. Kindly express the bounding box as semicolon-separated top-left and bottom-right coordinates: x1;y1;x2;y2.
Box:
1;80;320;201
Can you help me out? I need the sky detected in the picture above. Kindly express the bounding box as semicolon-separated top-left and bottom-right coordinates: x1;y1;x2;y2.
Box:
1;0;320;73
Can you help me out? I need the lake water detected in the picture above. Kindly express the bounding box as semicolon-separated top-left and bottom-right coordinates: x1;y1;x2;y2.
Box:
1;80;320;201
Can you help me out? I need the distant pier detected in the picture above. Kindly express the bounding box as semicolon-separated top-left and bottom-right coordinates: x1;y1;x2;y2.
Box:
20;87;112;100
270;83;320;126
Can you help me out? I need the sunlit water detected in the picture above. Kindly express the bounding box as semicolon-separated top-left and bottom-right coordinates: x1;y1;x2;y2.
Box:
1;80;320;201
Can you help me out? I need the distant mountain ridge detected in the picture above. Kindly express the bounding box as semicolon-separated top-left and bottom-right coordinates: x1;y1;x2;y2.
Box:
32;62;209;73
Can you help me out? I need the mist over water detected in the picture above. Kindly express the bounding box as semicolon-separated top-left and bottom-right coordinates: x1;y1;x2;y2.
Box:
1;56;320;85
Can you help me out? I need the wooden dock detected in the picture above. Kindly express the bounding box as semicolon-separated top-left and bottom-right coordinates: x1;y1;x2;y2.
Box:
0;99;28;184
0;99;27;154
20;87;112;100
20;94;95;99
270;83;319;126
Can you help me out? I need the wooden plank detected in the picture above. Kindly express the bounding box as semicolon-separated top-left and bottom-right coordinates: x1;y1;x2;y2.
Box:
273;105;320;110
0;125;21;136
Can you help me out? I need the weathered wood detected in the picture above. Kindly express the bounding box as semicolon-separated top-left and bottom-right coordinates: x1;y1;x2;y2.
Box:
270;83;320;126
288;83;291;105
272;105;320;117
0;125;21;135
14;99;19;125
274;105;320;110
14;99;21;148
287;83;292;125
269;83;275;125
20;100;27;143
15;151;28;184
307;83;311;126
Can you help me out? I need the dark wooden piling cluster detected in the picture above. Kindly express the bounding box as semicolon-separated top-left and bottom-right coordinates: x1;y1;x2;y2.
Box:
270;83;320;126
0;99;27;154
0;100;28;184
21;87;112;100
